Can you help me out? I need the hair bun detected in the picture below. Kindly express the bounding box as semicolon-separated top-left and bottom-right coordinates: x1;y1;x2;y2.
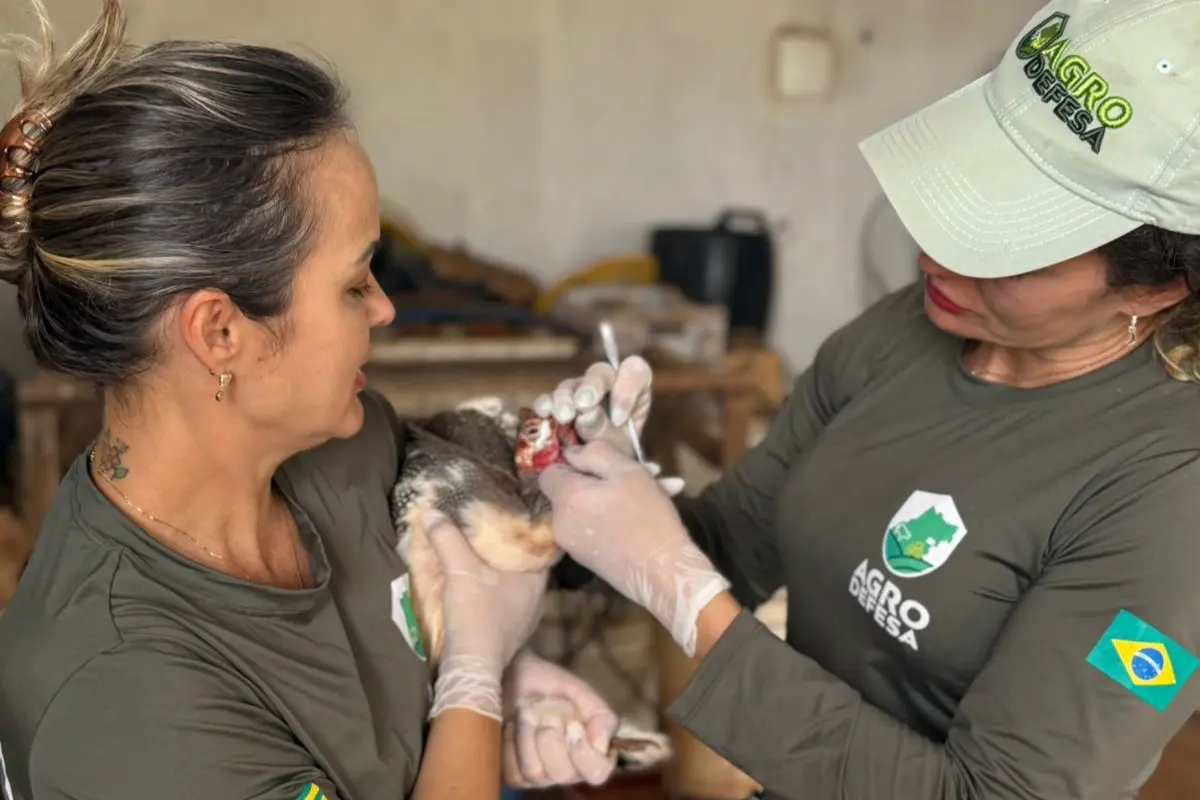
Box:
0;108;53;285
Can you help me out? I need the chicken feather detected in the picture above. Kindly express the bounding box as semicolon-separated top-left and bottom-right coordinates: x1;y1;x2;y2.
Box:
388;396;672;768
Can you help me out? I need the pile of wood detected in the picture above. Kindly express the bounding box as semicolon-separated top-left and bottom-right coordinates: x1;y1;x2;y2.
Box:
423;243;541;311
372;219;561;341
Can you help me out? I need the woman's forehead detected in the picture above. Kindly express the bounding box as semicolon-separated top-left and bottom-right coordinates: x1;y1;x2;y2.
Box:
304;138;380;260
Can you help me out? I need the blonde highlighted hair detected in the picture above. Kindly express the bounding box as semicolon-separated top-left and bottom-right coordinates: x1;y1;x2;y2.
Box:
0;0;350;386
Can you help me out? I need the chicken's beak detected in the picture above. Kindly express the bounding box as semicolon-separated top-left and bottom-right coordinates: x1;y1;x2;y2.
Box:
531;420;553;451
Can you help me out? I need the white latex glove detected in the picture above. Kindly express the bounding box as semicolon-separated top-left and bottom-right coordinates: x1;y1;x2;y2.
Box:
537;441;731;658
534;355;651;450
501;650;619;788
426;516;549;721
533;356;683;496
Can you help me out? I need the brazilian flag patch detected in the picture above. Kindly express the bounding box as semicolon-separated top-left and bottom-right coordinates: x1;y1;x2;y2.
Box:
296;782;328;800
1085;609;1198;712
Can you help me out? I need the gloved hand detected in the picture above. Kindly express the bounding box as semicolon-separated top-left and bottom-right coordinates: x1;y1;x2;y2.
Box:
501;650;619;788
534;356;683;496
533;355;651;454
537;441;731;658
426;516;549;722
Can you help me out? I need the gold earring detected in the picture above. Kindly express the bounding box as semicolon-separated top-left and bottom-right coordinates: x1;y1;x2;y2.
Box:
1127;314;1139;346
214;371;233;402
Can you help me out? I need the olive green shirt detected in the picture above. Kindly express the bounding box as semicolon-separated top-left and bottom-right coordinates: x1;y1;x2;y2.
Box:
0;390;428;800
670;283;1200;799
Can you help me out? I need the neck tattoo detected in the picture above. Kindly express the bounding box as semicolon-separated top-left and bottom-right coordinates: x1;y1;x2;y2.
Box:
88;431;307;588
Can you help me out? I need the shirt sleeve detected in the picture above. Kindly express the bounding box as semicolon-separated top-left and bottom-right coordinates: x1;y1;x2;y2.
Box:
28;642;345;800
677;287;916;609
665;448;1200;799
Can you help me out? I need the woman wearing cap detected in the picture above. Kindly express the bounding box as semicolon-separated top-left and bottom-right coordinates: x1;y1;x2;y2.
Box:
0;1;627;799
533;1;1200;797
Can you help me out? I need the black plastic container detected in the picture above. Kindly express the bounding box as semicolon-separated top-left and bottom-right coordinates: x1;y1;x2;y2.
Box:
649;208;775;337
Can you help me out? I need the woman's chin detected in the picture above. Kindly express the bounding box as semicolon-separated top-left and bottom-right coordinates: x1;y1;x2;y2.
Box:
924;297;979;338
327;394;367;440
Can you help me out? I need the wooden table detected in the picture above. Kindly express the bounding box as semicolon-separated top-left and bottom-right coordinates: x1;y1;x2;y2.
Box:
15;348;774;539
14;371;101;537
1139;712;1200;799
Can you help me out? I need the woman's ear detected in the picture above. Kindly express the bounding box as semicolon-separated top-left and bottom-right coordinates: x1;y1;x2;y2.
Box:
176;289;244;371
1122;278;1191;318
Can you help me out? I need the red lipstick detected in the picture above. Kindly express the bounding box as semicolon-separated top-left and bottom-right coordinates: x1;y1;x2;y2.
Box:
925;278;968;315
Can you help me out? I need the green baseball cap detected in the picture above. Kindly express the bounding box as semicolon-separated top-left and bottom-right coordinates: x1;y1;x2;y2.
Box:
859;0;1200;279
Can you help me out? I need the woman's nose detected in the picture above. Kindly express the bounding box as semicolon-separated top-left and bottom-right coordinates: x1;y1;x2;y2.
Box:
368;278;396;328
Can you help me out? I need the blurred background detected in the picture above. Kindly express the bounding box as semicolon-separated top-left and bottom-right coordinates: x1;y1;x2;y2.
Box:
0;1;1195;798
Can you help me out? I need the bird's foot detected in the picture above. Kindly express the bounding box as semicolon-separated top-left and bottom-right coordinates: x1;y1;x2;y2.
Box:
515;696;674;771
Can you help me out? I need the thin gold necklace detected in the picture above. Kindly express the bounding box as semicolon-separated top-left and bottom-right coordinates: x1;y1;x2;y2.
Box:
88;448;306;588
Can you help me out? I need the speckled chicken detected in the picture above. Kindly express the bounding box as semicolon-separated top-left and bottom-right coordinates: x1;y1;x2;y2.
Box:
389;396;672;768
389;396;575;666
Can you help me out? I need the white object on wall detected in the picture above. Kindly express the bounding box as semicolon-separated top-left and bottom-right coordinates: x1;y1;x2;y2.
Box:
771;26;835;100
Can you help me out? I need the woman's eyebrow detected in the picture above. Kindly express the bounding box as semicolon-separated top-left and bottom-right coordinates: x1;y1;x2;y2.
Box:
356;239;381;264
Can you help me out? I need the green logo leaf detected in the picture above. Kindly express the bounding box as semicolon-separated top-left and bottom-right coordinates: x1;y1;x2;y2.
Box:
1016;12;1068;59
881;491;967;578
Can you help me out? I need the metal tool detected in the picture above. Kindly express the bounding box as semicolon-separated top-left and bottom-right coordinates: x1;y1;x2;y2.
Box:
597;320;647;464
